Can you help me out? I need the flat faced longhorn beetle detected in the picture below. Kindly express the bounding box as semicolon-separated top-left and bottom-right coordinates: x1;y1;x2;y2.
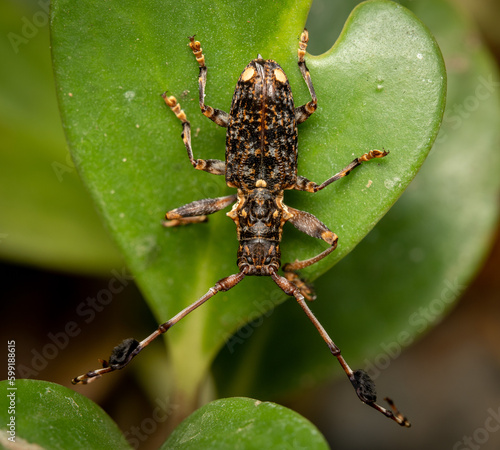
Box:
73;29;410;428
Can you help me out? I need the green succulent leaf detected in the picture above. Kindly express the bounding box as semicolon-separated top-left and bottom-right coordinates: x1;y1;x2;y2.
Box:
0;379;132;449
161;397;329;450
51;0;445;401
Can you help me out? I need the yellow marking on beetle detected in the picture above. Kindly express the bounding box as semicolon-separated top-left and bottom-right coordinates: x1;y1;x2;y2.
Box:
256;179;267;187
241;66;256;82
274;68;287;83
276;194;293;221
321;230;336;245
163;95;188;123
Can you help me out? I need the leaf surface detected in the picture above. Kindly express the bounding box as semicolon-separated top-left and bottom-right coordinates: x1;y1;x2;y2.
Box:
0;379;131;449
51;0;445;399
162;397;329;450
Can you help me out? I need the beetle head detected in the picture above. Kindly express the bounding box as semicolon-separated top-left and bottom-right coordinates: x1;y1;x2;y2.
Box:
237;239;280;276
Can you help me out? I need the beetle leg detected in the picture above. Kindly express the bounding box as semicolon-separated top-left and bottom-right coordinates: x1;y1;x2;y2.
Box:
270;270;410;428
295;29;317;124
282;206;338;300
188;36;230;127
72;270;247;385
295;149;389;193
163;194;237;227
163;94;226;175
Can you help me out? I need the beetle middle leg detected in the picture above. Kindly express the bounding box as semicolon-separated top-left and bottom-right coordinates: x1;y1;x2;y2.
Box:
282;206;338;300
295;149;389;193
163;194;237;227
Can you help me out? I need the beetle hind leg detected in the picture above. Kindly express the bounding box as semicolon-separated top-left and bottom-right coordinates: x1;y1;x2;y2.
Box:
162;94;226;175
188;36;230;128
295;29;317;124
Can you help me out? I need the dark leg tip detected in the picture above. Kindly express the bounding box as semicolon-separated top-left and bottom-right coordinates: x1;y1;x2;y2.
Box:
385;397;411;428
109;338;140;366
351;369;377;403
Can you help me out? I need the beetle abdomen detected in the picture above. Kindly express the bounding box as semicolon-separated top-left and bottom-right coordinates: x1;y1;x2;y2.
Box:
226;58;298;192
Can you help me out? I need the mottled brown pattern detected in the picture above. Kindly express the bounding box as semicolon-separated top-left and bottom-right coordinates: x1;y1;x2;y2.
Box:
70;31;408;430
226;58;297;192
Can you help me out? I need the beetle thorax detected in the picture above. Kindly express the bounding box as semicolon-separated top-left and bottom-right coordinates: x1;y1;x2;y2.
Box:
227;188;291;275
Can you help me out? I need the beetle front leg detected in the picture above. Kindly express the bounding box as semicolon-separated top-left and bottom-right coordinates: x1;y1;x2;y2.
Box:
295;149;389;193
164;194;237;227
163;94;226;175
282;206;338;300
72;269;247;385
294;283;410;428
270;270;411;428
188;36;230;128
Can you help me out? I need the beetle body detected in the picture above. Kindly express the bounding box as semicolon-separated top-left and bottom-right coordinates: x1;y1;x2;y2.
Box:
72;29;409;429
226;57;298;276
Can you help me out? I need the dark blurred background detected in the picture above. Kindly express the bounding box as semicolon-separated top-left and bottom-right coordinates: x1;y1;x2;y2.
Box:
1;0;499;449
